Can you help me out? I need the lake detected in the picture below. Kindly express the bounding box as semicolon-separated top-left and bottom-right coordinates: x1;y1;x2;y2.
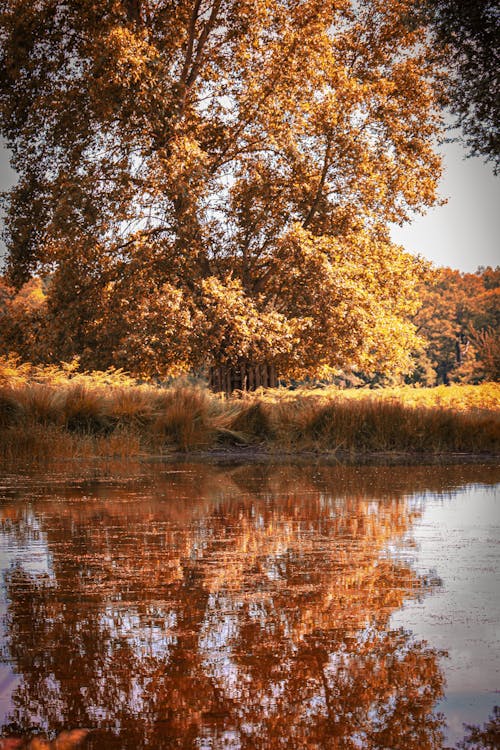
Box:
0;460;498;749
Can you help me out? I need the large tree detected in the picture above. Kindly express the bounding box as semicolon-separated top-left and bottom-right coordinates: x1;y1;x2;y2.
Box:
0;0;443;379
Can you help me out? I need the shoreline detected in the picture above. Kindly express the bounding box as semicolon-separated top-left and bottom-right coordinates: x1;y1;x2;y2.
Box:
1;445;499;469
137;446;500;463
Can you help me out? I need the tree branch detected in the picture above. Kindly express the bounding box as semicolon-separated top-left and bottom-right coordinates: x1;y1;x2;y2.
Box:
302;137;332;229
186;0;223;88
180;0;203;87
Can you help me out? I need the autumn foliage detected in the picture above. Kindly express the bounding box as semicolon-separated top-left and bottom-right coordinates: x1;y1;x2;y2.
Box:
410;265;500;385
0;0;447;381
2;264;498;387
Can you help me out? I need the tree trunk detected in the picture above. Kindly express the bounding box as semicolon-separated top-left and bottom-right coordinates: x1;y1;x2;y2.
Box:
208;363;278;394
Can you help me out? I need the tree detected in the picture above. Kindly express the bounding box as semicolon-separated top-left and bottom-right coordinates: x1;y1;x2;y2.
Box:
410;266;500;385
421;0;499;172
457;706;500;750
0;276;49;363
0;0;444;380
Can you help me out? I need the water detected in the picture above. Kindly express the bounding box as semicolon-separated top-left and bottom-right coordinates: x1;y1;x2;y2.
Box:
0;461;498;749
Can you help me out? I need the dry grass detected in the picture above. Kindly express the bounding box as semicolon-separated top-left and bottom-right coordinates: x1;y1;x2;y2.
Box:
0;358;498;460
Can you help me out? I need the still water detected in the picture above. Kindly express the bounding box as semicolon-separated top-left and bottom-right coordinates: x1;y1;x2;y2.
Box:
0;461;498;749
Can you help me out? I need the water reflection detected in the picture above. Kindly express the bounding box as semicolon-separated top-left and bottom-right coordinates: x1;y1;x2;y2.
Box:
0;462;498;749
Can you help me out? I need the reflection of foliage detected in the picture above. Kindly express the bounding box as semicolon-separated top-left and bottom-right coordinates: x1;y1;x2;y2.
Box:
458;706;500;750
0;464;455;748
0;728;89;749
456;706;500;750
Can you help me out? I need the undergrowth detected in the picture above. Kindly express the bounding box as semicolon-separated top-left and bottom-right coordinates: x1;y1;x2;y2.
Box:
0;357;498;460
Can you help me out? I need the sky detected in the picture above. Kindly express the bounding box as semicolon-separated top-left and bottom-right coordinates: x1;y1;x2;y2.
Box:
390;139;500;272
0;137;499;274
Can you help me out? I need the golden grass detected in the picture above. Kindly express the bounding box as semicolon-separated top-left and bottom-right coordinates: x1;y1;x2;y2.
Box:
0;358;498;460
234;382;500;454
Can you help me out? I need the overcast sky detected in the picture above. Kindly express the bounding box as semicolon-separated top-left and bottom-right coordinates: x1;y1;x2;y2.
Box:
390;139;500;272
0;137;499;274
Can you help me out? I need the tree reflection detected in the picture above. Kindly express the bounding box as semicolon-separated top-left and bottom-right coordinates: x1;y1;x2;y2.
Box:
0;463;474;748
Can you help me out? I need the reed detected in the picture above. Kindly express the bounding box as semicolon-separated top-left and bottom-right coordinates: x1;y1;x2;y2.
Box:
0;360;498;460
152;383;221;451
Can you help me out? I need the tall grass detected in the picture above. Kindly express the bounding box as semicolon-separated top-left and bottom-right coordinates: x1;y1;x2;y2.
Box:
0;358;498;460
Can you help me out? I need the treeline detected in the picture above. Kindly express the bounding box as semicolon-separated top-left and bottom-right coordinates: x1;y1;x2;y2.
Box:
0;265;498;387
410;265;499;385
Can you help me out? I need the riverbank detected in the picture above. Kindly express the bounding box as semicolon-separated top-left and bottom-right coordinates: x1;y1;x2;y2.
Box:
1;363;498;460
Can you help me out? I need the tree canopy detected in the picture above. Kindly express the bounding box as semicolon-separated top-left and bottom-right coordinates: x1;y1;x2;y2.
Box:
0;0;445;380
422;0;499;172
410;265;500;385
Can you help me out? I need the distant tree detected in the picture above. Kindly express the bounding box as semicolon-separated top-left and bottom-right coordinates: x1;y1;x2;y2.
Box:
457;705;500;750
0;0;444;379
422;0;500;171
0;276;48;363
454;326;500;384
411;266;500;384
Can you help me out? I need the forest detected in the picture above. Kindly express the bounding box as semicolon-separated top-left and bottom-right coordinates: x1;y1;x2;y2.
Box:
0;0;499;461
410;265;499;386
0;0;497;391
1;0;498;386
